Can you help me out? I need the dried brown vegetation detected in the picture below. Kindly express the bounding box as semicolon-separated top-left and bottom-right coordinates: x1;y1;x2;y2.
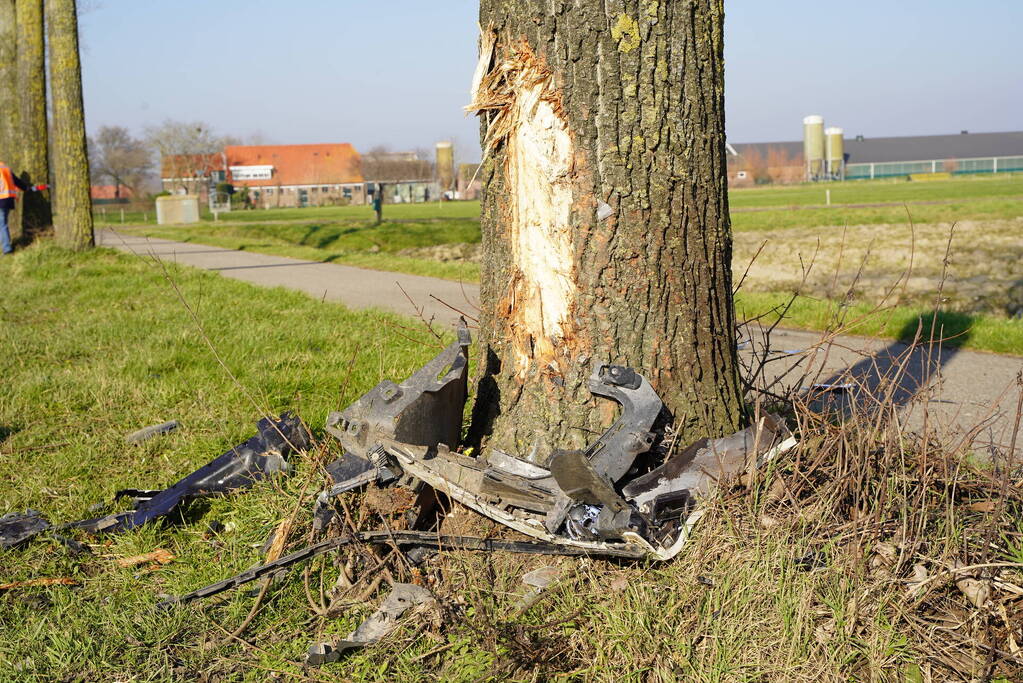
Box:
735;218;1023;315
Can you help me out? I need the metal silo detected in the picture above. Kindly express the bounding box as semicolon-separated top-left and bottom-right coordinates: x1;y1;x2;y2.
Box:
803;115;825;181
436;142;454;194
825;127;844;180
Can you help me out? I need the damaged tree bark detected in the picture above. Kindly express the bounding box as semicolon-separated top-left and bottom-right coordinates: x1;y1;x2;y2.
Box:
469;1;742;460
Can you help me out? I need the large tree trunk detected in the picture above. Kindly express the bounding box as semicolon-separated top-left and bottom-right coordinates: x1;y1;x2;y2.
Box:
16;0;50;235
47;0;93;250
0;0;23;241
468;0;743;463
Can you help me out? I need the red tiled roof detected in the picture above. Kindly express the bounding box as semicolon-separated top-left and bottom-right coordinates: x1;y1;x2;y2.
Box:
90;184;135;199
225;144;363;187
160;153;225;179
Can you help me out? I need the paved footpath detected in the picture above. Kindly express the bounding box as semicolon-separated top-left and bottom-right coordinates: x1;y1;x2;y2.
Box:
98;229;479;326
99;228;1023;454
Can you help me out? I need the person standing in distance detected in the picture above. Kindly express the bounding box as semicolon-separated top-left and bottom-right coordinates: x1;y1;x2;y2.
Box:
0;159;46;255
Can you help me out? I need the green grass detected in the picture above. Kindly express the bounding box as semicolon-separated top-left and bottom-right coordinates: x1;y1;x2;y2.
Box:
94;207;158;225
0;244;1015;680
736;291;1023;356
731;196;1022;232
95;175;1022;228
94;200;482;227
0;243;461;680
105;176;1023;354
125;218;482;282
216;200;482;223
727;173;1023;208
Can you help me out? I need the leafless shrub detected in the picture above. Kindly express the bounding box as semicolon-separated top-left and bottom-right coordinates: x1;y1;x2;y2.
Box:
358;145;435;183
732;227;1023;680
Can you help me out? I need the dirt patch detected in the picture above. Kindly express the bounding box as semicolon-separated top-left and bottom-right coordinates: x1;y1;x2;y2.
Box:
398;243;481;263
734;218;1023;315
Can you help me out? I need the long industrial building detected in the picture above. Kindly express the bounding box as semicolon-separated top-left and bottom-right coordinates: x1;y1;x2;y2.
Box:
160;142;457;208
728;129;1023;185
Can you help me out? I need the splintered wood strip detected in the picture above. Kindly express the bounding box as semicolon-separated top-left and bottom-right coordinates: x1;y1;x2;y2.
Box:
0;577;78;590
116;548;175;568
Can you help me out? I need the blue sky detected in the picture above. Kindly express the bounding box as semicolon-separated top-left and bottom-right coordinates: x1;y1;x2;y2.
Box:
80;0;1023;161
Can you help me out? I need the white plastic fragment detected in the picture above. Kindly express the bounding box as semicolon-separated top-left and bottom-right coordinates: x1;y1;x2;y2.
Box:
125;420;179;444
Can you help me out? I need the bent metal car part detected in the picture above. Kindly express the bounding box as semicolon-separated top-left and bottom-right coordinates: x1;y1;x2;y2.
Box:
0;510;51;548
0;414;311;550
314;325;471;529
316;324;797;561
167;329;797;606
73;413;310;534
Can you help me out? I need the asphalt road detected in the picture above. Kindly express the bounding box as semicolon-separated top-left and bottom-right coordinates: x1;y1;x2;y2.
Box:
98;229;478;326
100;228;1023;455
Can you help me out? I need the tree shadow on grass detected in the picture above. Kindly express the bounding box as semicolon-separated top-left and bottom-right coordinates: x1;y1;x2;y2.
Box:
298;223;373;249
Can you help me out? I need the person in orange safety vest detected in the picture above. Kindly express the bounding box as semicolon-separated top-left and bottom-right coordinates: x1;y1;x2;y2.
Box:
0;160;46;255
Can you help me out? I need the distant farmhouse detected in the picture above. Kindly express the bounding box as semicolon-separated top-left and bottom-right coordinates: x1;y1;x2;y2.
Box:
160;143;449;208
226;144;365;208
160;152;229;202
728;129;1023;186
90;184;134;203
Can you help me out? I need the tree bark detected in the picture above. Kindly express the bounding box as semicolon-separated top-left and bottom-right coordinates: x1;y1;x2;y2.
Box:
16;0;50;235
47;0;93;250
468;0;743;464
0;0;23;241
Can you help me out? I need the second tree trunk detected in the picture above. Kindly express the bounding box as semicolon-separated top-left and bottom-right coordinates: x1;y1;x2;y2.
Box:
48;0;93;251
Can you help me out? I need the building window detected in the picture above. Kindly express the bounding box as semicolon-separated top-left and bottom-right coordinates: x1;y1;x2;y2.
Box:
266;187;274;194
322;186;329;193
343;186;353;199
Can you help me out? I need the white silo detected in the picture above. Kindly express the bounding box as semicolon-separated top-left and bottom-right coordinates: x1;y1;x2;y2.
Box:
825;127;845;180
803;115;825;181
436;141;454;192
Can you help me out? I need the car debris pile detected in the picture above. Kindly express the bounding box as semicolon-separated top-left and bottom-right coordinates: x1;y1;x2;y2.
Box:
313;324;796;561
1;324;797;664
0;413;310;548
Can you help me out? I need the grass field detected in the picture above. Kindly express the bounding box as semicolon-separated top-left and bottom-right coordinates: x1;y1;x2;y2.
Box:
93;198;482;227
3;243;1020;681
118;174;1023;356
730;195;1022;232
728;173;1023;209
128;216;481;281
99;173;1022;226
735;292;1023;356
0;244;450;680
